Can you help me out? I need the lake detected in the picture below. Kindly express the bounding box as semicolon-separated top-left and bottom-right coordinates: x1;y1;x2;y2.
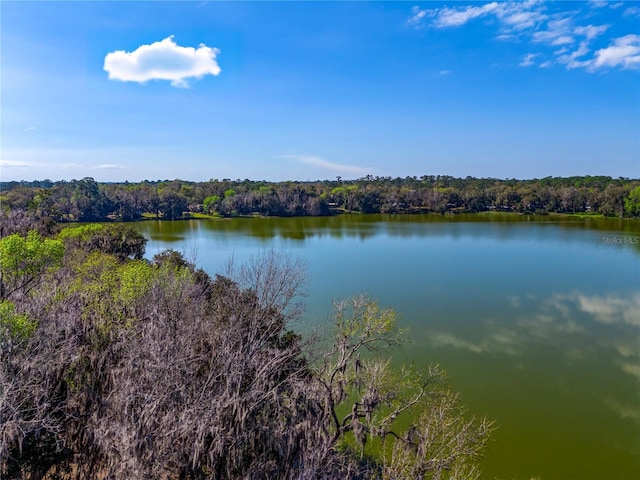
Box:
131;214;640;480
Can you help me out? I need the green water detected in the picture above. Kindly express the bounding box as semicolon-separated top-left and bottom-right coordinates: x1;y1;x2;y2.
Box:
131;214;640;480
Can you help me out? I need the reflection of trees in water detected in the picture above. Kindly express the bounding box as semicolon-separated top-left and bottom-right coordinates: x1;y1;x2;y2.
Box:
132;215;640;254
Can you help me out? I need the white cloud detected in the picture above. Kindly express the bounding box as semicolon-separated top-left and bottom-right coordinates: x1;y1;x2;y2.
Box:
500;10;543;30
624;6;640;17
591;34;640;70
407;2;637;72
519;53;539;67
551;36;575;46
104;36;221;88
557;41;592;69
411;1;547;31
0;160;32;168
496;1;548;30
433;2;501;28
555;34;639;72
284;154;370;176
532;17;574;45
0;147;172;179
407;5;429;26
588;0;608;8
24;126;36;131
575;24;609;41
95;164;126;170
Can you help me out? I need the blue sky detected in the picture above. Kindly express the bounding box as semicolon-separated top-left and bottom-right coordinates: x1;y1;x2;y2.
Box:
1;1;639;182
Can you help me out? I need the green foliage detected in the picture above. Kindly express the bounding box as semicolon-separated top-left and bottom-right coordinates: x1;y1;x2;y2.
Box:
0;231;64;276
68;252;159;331
333;295;405;346
203;195;221;214
0;300;36;343
119;260;154;304
0;230;64;299
3;176;638;220
65;248;200;335
159;190;188;219
624;186;640;217
58;223;104;241
70;252;122;321
59;223;146;260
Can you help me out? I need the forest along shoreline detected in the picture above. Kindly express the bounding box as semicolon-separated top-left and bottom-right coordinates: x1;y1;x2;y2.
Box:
1;175;639;223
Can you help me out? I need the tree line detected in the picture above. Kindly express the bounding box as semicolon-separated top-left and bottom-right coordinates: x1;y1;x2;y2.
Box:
1;175;639;221
0;215;492;479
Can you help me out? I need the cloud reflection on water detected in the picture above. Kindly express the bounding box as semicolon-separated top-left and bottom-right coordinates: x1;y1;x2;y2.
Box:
428;330;523;356
427;290;640;423
429;290;640;356
575;293;640;327
604;397;640;423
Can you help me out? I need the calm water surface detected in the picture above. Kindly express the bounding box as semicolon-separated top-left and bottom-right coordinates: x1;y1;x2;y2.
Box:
132;214;640;480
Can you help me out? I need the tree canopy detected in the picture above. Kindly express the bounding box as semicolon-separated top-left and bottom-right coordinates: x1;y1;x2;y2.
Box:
1;175;639;221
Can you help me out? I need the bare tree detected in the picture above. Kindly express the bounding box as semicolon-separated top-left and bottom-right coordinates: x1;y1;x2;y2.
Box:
1;245;492;480
314;295;494;480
